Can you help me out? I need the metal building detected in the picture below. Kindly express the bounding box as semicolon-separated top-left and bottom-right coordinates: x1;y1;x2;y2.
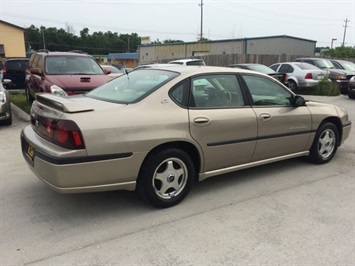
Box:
138;35;316;65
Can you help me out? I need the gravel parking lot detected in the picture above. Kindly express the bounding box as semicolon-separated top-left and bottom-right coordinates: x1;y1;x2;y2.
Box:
1;95;354;265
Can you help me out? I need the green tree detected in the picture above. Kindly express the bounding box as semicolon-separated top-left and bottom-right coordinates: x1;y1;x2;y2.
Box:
322;46;355;58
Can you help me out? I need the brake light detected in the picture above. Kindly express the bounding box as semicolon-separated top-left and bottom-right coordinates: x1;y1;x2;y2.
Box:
2;66;6;75
305;73;312;79
31;116;85;149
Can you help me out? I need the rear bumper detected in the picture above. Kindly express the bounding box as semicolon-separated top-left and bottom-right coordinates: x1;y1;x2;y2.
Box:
21;127;142;193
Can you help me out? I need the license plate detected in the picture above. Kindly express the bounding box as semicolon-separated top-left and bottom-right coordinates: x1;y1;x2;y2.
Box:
26;144;35;161
317;75;324;80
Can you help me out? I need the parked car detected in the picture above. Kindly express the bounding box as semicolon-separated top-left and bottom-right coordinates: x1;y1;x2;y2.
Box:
0;72;12;125
21;66;351;208
347;76;355;99
295;58;349;94
2;58;29;89
226;63;288;85
168;58;206;66
25;50;111;102
330;59;355;72
270;62;328;90
101;65;125;79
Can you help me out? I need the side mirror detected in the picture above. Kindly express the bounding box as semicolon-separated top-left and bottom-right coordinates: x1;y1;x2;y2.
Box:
293;95;305;107
104;69;111;75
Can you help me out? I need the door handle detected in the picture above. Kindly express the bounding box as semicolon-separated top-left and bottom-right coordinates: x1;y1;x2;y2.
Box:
259;113;272;121
193;117;210;124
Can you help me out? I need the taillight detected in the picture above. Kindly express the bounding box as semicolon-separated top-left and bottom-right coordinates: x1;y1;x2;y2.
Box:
2;66;6;75
31;116;85;149
305;73;312;79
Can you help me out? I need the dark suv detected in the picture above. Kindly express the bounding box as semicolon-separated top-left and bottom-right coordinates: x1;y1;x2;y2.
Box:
2;58;29;89
295;58;349;94
25;50;111;101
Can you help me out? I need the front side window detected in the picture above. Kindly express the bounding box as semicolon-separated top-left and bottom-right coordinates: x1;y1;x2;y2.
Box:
242;75;293;106
86;69;179;103
191;74;244;108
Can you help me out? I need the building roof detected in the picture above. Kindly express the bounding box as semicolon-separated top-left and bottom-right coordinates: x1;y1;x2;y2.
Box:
0;20;25;31
139;35;317;48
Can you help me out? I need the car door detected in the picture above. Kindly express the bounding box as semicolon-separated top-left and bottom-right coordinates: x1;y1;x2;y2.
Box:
240;74;312;162
187;74;258;172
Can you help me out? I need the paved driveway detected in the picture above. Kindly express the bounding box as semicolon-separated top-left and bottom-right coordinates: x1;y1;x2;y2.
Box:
1;95;354;265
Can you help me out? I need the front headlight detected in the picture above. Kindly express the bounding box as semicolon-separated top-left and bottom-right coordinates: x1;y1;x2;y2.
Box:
337;74;347;80
0;91;6;103
50;85;68;97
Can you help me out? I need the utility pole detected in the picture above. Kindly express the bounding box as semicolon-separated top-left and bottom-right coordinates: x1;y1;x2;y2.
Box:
199;0;204;41
342;18;350;46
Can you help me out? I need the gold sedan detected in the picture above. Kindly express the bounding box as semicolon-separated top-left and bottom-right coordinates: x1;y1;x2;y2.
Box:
21;66;352;208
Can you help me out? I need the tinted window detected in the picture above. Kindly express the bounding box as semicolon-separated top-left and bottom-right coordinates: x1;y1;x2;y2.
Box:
242;75;293;106
191;74;244;108
279;64;293;73
86;69;179;103
170;80;189;107
270;64;279;71
5;61;23;73
186;60;205;66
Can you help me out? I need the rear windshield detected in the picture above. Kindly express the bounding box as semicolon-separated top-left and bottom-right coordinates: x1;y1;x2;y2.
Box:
45;56;104;75
246;64;275;74
86;69;179;103
295;63;320;70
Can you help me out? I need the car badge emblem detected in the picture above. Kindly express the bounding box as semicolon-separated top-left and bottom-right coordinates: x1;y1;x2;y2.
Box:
161;99;169;104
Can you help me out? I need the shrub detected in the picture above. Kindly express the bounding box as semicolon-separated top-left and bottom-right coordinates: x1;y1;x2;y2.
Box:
317;78;340;96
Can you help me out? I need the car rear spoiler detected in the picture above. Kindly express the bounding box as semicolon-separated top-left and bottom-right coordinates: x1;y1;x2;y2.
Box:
35;93;94;113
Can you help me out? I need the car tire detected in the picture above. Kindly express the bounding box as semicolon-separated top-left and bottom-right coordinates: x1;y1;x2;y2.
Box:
137;148;195;208
25;85;34;102
309;122;339;164
348;93;355;99
288;80;297;90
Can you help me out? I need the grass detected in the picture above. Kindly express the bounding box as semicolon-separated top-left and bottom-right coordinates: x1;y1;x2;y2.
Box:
10;92;32;114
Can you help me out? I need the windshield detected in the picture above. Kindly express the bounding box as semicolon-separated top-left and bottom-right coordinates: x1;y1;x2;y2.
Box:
339;61;355;71
314;59;335;69
86;69;179;103
45;56;104;75
247;64;275;74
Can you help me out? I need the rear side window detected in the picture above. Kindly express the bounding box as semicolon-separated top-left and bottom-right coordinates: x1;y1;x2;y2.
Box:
279;64;293;73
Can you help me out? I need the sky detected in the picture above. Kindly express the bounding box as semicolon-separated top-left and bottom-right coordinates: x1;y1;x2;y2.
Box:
1;0;354;48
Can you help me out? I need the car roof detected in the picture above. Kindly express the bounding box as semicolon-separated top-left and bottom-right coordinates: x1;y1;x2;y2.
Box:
296;57;330;61
34;51;92;57
134;65;266;77
168;59;204;63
